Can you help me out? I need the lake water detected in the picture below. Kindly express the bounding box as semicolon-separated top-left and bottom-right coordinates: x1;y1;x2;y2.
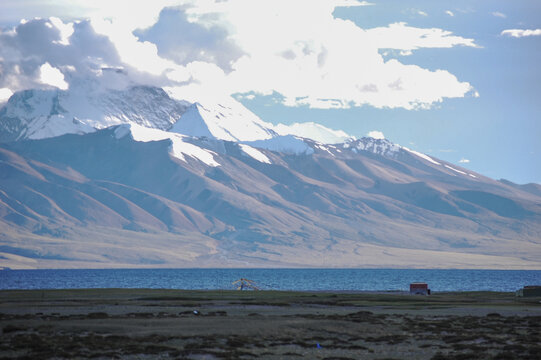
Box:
1;269;540;292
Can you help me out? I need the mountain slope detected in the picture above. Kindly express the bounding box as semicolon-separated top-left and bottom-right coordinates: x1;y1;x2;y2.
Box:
1;84;540;269
171;101;276;141
1;126;540;269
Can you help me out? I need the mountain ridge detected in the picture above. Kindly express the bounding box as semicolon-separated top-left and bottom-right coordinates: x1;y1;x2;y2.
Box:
0;85;540;269
0;85;357;149
0;85;191;142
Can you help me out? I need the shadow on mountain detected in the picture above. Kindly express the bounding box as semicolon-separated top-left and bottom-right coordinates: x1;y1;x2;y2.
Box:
369;180;462;217
451;190;532;219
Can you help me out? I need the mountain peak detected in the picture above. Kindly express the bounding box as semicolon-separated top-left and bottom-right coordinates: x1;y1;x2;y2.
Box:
0;83;358;149
0;83;449;169
0;85;189;142
344;137;401;157
170;98;276;142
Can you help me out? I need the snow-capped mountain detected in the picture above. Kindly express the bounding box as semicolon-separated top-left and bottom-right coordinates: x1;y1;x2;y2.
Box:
0;82;513;182
1;83;540;270
169;98;358;155
0;84;357;157
170;100;276;142
344;137;401;157
0;84;362;160
0;83;190;142
114;123;221;167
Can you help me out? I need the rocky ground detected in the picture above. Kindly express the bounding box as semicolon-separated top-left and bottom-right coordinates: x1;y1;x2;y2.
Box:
0;289;540;359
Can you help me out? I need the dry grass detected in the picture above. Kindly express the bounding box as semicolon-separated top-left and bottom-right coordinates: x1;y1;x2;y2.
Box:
1;289;540;359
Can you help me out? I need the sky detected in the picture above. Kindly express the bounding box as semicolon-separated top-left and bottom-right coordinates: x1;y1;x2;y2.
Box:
0;0;539;184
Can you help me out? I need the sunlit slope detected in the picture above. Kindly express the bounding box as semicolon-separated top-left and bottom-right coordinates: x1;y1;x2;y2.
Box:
1;127;540;269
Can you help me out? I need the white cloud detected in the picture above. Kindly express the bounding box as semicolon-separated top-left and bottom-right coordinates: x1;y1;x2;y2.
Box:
90;17;182;77
334;0;374;6
445;10;454;17
0;17;125;92
367;130;385;139
417;10;428;17
398;50;413;56
39;62;69;90
492;12;507;18
189;2;477;109
0;0;479;111
366;22;478;52
49;16;74;45
459;158;470;163
0;88;13;102
56;0;181;30
501;29;541;38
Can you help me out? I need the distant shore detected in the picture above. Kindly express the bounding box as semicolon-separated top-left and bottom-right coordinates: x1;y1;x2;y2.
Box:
1;289;540;359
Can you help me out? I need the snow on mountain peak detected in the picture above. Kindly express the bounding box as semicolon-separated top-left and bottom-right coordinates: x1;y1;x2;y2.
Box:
0;83;450;170
239;144;271;164
343;137;401;157
171;99;276;142
1;82;355;156
340;136;475;178
343;137;446;168
402;146;441;165
274;122;354;144
114;123;220;167
0;84;189;142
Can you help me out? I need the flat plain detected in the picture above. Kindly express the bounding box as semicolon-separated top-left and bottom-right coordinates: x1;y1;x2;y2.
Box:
0;289;540;359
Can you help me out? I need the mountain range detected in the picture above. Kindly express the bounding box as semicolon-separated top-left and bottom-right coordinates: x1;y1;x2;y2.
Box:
1;84;540;269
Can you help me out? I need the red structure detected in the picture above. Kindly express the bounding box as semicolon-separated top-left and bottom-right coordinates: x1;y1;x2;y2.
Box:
410;282;430;295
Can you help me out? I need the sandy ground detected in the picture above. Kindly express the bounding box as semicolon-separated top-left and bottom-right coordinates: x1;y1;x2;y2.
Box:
0;289;540;359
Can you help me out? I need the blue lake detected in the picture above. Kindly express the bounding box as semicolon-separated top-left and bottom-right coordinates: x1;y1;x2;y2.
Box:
1;269;540;292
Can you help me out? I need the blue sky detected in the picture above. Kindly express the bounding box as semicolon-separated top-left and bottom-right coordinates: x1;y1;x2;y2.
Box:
241;1;541;184
0;0;539;184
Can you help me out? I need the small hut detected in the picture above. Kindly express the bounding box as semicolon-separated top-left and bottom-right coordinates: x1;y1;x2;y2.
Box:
410;282;430;295
516;285;541;297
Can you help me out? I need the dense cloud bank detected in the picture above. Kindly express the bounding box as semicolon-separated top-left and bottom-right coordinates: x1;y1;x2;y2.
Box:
0;0;478;108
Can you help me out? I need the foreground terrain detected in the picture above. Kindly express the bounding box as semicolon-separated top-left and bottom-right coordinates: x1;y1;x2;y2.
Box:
1;289;540;359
